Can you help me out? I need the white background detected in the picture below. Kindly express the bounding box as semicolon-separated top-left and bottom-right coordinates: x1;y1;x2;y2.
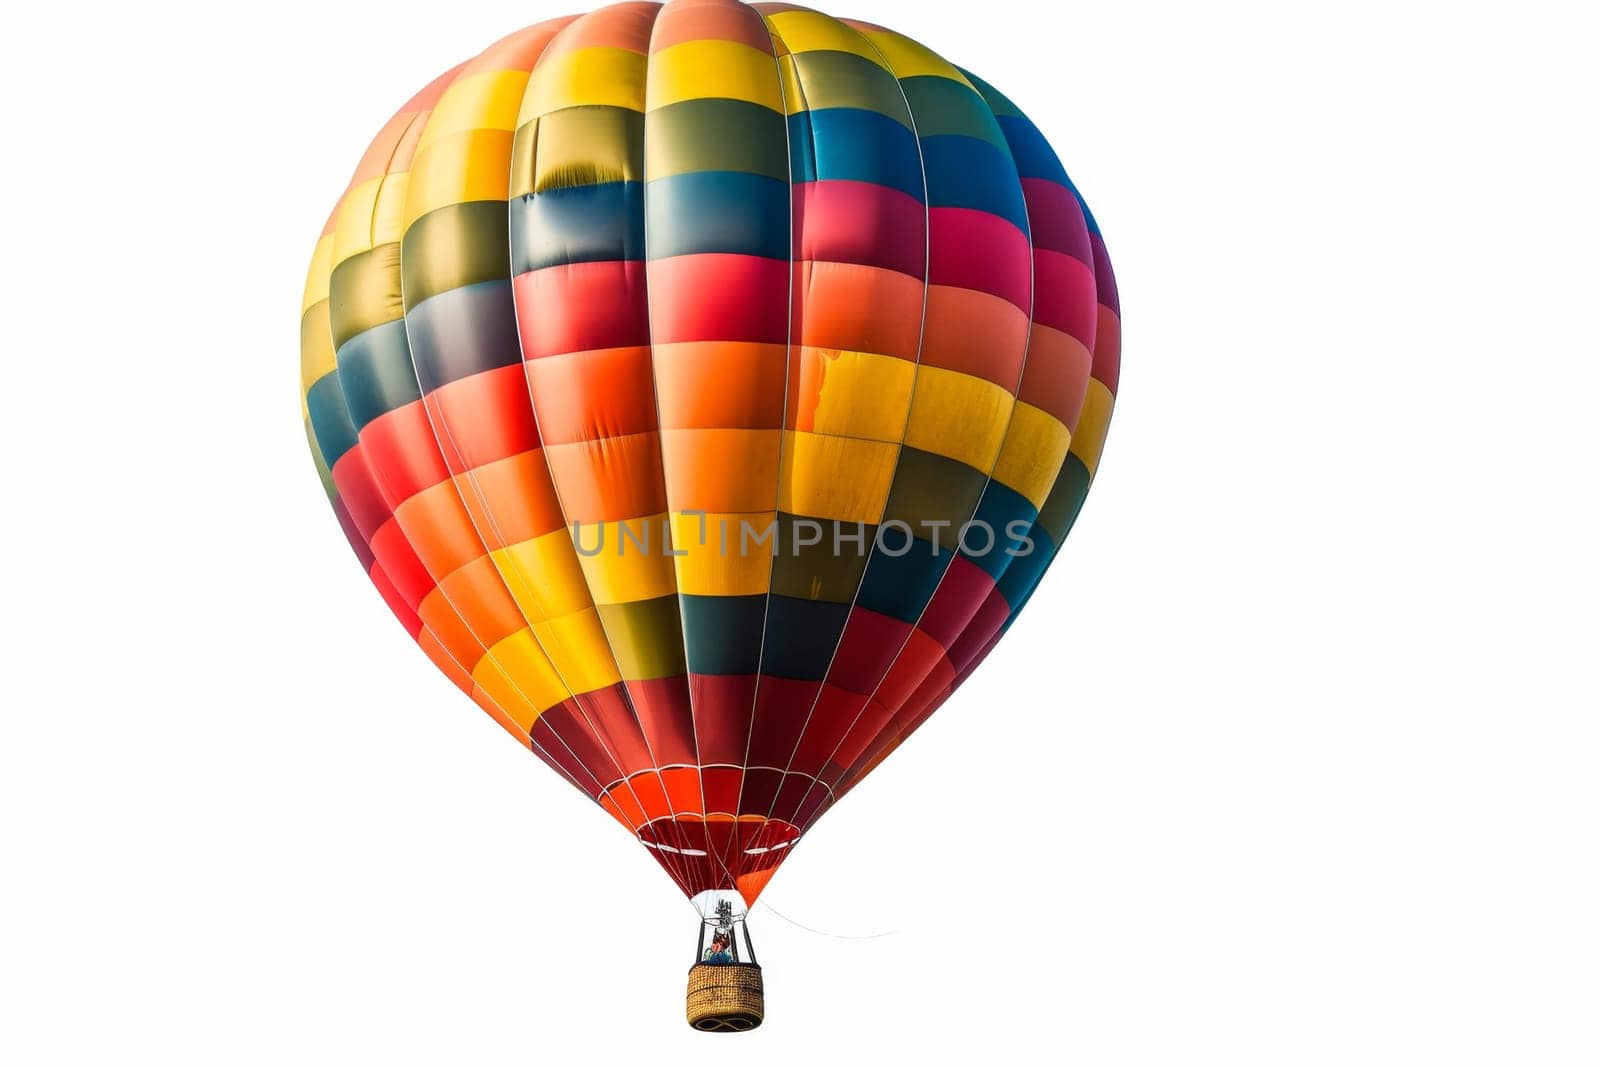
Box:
2;0;1596;1062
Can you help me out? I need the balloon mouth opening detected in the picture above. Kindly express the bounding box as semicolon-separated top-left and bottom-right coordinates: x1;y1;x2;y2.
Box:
635;817;801;901
690;887;752;919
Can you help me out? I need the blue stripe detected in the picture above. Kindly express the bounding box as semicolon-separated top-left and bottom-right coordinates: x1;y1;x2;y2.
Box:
307;373;359;468
788;109;925;201
960;480;1038;580
759;596;852;680
856;543;954;624
996;526;1055;608
404;280;521;394
995;115;1068;184
645;171;790;261
919;135;1030;234
336;318;421;431
680;594;767;674
510;182;644;273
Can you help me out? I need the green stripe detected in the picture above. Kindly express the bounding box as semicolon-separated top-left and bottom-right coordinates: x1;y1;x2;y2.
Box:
899;75;1009;150
645;99;788;180
769;514;877;602
880;447;990;533
512;105;646;197
785;50;913;127
1036;454;1091;544
400;201;509;310
960;69;1023;118
595;596;688;679
328;243;403;349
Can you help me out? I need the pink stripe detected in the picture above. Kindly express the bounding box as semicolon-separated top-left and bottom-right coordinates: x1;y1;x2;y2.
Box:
927;206;1033;311
1032;248;1098;342
794;180;925;279
1020;177;1092;264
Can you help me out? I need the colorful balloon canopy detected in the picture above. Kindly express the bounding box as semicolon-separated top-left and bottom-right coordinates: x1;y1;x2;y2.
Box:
300;0;1119;905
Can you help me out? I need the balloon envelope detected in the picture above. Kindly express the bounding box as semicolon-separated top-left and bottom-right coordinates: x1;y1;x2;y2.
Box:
300;0;1119;904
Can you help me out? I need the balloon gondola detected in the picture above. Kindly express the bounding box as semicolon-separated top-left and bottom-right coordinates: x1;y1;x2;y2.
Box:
686;896;763;1031
299;0;1119;1029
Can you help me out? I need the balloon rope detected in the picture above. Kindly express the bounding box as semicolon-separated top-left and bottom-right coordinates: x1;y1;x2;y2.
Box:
755;898;897;941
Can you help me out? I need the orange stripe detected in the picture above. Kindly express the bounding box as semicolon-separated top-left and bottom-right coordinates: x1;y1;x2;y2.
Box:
455;451;567;548
435;556;529;645
418;626;476;693
653;341;787;428
1015;323;1092;428
393;480;486;577
418;586;489;669
542;0;659;56
660;428;781;513
464;18;579;75
650;0;774;52
918;284;1030;388
794;261;923;360
524;346;659;444
544;433;669;520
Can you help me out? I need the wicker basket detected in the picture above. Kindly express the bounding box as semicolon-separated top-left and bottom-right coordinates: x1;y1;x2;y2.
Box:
685;962;764;1032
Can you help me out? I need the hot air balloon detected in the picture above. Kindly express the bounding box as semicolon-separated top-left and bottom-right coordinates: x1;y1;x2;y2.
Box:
299;0;1119;1031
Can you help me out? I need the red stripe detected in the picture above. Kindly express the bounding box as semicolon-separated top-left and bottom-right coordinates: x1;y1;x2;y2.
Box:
514;260;649;357
646;253;789;344
329;447;394;540
368;560;424;637
915;556;998;649
360;399;452;505
368;518;437;610
423;364;541;472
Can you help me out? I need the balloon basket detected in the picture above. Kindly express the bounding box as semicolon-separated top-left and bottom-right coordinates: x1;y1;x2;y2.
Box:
685;962;764;1032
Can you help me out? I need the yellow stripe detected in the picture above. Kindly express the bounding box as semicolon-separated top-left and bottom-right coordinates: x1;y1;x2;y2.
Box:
763;10;892;68
669;510;777;596
647;40;784;113
331;178;382;265
989;402;1071;510
369;172;411;249
1069;378;1115;476
574;516;679;604
493;528;594;622
471;681;541;733
777;54;804;115
794;347;915;442
902;366;1015;472
301;232;334;313
332;173;412;262
596;602;685;680
474;629;569;715
520;47;648;121
531;609;623;694
858;30;975;88
404;129;513;225
299;303;336;395
778;431;899;524
418;69;531;151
